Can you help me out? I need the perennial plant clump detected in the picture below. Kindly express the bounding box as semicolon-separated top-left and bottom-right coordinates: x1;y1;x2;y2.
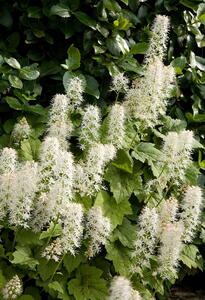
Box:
0;14;204;300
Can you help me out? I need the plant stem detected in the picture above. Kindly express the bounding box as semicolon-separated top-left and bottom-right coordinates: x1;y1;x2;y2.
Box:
49;254;66;282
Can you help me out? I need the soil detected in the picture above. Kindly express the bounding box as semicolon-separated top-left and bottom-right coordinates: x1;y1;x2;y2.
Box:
168;273;205;300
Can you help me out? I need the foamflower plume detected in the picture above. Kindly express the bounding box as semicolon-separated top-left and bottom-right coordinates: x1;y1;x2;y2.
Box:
159;130;194;184
144;15;170;64
74;143;116;196
107;276;133;300
125;58;175;128
111;73;129;93
79;105;101;148
158;197;178;234
8;161;38;228
0;148;18;221
107;276;142;300
132;207;159;267
65;76;85;109
47;94;73;148
85;206;111;258
106;104;125;149
181;186;203;243
157;222;184;279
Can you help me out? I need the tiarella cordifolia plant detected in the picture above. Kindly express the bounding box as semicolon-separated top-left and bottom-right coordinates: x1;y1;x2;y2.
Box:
0;14;204;300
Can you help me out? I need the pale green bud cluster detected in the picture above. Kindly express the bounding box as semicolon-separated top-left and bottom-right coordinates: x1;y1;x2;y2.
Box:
11;117;31;145
2;275;22;299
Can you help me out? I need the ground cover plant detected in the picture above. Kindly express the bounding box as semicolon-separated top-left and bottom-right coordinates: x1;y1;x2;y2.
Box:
0;14;204;300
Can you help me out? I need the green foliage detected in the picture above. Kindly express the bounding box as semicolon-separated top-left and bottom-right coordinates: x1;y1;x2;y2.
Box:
68;265;108;300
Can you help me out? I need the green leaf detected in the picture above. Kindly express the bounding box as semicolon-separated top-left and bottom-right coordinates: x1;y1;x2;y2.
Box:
20;65;40;80
40;222;62;240
103;0;121;12
27;6;43;19
3;119;15;134
161;115;187;132
0;7;13;27
119;0;128;4
130;42;149;54
84;75;100;98
197;3;205;24
171;56;187;74
38;258;58;281
15;229;42;246
185;163;200;185
74;11;97;29
110;218;136;247
107;34;129;55
180;0;199;9
48;281;64;294
180;244;203;270
66;45;81;71
19;296;35;300
190;51;205;71
133;143;163;163
63;252;85;273
8;75;23;89
11;246;39;270
20;138;41;161
106;241;132;276
4;57;21;69
24;104;47;116
105;164;142;203
50;4;70;18
0;269;6;289
95;191;132;229
5;96;23;110
112;150;133;173
68;265;108;300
